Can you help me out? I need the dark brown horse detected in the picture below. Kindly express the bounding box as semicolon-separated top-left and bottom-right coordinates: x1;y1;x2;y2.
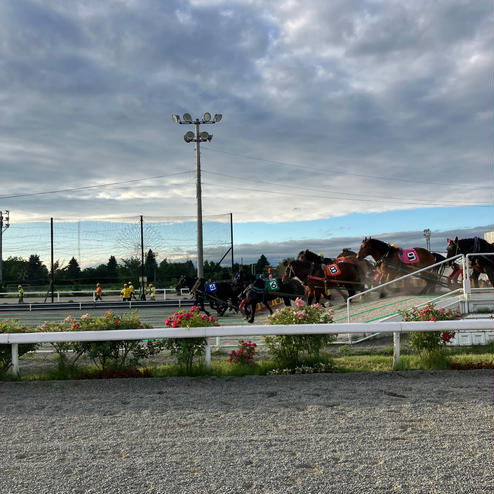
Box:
297;249;365;299
446;237;494;287
336;249;377;289
357;237;439;294
282;260;326;305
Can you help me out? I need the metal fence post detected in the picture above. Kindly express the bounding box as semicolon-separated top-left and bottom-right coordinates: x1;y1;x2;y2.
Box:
205;339;211;370
393;332;400;368
11;343;19;376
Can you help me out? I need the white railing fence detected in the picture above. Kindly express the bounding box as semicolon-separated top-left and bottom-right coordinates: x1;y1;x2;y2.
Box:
2;319;492;377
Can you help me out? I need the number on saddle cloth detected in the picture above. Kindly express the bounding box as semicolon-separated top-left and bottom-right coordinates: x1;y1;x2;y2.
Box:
397;248;420;264
326;264;341;277
206;282;218;293
266;279;279;292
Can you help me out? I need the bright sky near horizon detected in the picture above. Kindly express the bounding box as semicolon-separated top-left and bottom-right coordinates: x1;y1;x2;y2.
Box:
0;0;492;264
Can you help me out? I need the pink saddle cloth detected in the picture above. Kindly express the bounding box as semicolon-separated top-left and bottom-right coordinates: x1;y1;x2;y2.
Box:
397;248;420;264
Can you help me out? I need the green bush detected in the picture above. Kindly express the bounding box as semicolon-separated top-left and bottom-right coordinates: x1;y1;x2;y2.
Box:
0;319;37;373
399;303;461;353
399;303;462;369
70;311;164;370
164;306;219;373
265;298;335;368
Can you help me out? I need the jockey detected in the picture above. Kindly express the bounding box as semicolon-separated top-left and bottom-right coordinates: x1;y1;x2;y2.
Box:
268;267;275;280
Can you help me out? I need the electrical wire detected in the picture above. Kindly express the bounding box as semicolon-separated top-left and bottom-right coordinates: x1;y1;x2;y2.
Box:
0;171;194;200
203;146;493;189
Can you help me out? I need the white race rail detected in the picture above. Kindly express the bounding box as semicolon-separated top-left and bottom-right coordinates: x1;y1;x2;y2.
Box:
2;319;492;376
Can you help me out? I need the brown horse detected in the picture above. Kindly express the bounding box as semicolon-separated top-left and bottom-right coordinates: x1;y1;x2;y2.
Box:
293;251;364;300
282;260;326;305
357;237;438;294
336;249;377;289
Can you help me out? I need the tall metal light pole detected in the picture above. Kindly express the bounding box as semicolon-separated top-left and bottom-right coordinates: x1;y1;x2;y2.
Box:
0;210;10;285
172;112;222;278
423;228;431;251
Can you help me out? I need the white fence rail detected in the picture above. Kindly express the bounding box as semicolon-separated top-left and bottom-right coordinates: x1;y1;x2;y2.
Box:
3;319;492;376
0;287;189;301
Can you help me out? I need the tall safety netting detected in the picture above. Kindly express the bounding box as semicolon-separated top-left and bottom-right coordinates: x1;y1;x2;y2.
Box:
2;213;232;272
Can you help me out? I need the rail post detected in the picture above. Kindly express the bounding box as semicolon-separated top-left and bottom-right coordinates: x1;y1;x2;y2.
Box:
393;332;400;368
462;255;470;313
205;339;211;370
11;343;19;377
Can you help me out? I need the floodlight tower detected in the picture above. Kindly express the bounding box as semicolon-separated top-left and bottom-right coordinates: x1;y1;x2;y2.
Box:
172;112;222;278
0;210;10;285
423;228;431;251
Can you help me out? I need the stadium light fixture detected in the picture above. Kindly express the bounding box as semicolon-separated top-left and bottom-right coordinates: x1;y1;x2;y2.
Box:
172;112;222;278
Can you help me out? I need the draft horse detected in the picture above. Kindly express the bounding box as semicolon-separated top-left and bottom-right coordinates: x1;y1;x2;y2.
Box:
283;259;326;305
446;237;494;287
242;277;305;324
357;237;439;294
297;250;365;300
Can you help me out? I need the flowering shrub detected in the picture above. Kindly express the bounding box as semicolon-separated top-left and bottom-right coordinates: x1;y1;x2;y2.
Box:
399;303;461;354
68;311;161;370
229;340;257;365
399;303;461;353
164;307;219;372
265;298;335;367
0;319;37;373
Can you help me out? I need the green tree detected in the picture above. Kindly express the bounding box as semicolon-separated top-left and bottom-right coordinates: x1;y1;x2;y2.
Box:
67;257;81;282
255;254;270;275
106;256;119;282
118;257;141;285
2;256;28;284
26;255;48;285
144;249;158;282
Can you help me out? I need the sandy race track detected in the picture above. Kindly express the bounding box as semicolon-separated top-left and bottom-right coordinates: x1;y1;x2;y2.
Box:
1;370;493;494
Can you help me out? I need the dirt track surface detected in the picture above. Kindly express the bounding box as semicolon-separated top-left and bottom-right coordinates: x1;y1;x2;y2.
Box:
1;370;493;494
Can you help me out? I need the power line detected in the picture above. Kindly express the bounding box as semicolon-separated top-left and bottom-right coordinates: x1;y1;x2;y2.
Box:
202;170;484;206
0;171;194;200
201;180;489;208
204;147;493;189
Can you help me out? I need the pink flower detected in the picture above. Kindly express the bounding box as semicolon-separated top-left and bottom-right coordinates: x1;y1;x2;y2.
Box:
295;297;304;307
430;316;437;322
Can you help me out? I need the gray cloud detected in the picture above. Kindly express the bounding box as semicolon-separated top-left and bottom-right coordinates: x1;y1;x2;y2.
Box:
0;0;492;225
225;224;494;265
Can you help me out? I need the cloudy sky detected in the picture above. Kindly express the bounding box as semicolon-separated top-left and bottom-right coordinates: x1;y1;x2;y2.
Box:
0;0;493;264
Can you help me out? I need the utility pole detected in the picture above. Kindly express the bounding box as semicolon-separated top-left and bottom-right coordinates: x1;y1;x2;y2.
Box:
0;210;10;286
172;112;222;278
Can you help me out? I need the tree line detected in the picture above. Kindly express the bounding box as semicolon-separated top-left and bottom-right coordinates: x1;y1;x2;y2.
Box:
1;251;276;289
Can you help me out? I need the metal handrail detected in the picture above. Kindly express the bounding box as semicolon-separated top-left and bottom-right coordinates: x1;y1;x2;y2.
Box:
346;254;465;322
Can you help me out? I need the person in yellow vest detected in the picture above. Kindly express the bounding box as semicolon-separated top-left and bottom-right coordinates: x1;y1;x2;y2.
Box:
95;283;103;301
121;283;131;301
128;281;136;300
148;283;156;301
18;284;24;304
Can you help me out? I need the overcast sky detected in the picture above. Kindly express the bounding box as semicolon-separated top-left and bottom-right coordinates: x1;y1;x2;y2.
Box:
0;0;493;264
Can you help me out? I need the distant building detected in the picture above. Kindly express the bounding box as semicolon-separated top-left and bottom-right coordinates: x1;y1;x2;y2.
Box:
484;231;494;243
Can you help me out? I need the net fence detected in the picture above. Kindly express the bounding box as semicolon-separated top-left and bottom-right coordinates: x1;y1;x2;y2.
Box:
3;214;232;270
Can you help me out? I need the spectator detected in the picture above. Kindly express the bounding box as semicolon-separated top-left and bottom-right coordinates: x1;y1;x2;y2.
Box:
18;285;24;304
121;283;131;301
148;283;156;301
95;283;103;301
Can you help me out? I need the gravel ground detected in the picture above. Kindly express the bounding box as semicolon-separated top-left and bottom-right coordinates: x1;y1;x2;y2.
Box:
1;370;493;494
